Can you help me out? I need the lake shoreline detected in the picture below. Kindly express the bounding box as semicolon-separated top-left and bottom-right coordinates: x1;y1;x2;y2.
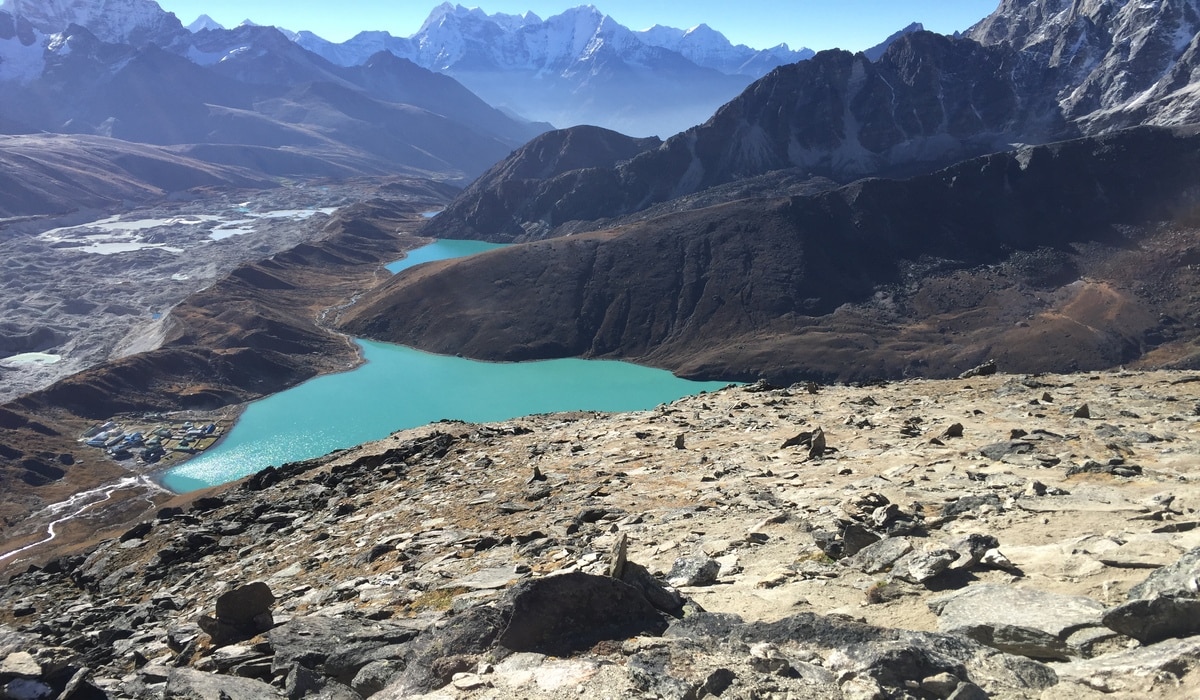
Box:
157;239;734;493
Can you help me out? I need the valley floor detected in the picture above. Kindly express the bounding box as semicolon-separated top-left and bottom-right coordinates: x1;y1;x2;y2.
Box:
0;183;365;404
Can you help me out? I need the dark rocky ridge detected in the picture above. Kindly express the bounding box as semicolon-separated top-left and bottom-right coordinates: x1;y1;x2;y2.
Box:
343;125;1200;384
424;30;1069;242
11;198;418;419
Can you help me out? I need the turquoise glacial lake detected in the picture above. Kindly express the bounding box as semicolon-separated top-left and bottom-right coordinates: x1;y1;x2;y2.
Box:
160;240;730;492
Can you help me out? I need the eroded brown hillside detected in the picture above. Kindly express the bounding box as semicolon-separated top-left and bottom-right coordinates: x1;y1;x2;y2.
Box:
341;127;1200;384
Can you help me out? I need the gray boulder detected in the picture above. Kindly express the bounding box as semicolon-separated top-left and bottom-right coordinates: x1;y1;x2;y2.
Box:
498;572;672;655
351;659;406;697
1102;596;1200;644
891;547;960;584
199;582;276;646
666;555;721;587
268;616;420;677
842;537;913;574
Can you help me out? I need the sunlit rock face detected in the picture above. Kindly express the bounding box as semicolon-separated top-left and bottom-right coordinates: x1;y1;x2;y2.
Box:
968;0;1200;129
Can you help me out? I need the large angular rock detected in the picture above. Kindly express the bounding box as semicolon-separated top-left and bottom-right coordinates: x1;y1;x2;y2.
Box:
666;556;720;587
891;547;959;584
1128;546;1200;600
930;585;1107;660
1102;596;1200;644
199;582;276;646
497;572;672;655
842;537;913;574
1102;545;1200;643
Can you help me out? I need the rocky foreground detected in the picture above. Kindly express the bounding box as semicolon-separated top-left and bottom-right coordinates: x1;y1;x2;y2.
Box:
3;369;1200;699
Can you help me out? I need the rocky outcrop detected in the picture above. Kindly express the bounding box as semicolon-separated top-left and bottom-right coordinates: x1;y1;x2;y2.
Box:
4;370;1200;698
930;586;1112;660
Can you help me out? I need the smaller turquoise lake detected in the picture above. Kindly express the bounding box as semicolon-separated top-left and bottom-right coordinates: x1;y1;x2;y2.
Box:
160;240;729;493
383;239;506;273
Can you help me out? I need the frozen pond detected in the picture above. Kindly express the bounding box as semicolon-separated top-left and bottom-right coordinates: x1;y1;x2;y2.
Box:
1;352;62;366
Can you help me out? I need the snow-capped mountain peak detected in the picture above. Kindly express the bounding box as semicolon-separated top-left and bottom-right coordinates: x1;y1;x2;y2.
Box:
636;16;813;76
418;3;539;35
0;0;183;45
186;14;222;33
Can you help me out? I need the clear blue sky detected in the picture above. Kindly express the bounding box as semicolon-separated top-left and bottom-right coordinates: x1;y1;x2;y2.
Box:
156;1;1001;52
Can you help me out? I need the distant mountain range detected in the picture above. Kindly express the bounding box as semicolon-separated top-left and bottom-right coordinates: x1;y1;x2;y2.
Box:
0;0;556;214
0;0;852;210
0;1;832;140
292;3;817;137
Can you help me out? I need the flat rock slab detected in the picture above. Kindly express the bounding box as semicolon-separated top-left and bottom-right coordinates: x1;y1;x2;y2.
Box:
1052;637;1200;692
0;651;41;677
1095;536;1185;569
1015;500;1148;514
268;616;422;675
446;566;524;590
930;585;1106;660
165;667;284;699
